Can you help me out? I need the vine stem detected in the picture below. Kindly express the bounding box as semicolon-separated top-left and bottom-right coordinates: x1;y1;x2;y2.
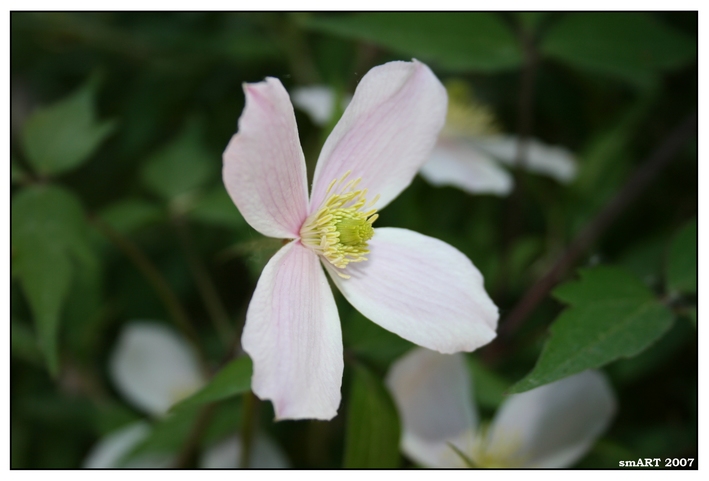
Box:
91;216;206;368
499;111;697;338
173;215;234;343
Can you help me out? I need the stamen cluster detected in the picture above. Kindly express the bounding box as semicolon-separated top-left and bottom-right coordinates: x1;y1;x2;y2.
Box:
300;171;379;278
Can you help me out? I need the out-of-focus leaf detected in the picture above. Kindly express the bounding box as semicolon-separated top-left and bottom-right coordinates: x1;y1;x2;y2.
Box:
343;365;400;468
686;307;696;328
126;406;200;460
91;402;142;436
20;78;116;176
188;187;245;230
171;357;252;412
509;266;674;393
466;357;510;410
11;156;28;184
301;12;522;72
541;13;696;86
12;185;94;375
11;320;43;366
201;399;243;447
618;236;666;287
342;310;413;370
140;121;217;201
98;198;163;235
667;219;696;295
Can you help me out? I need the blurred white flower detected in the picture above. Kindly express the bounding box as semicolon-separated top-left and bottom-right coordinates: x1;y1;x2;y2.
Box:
85;322;289;468
200;435;289;468
109;322;205;417
386;348;616;468
293;81;577;197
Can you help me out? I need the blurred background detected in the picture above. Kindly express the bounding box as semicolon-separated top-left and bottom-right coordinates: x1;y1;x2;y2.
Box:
11;12;697;469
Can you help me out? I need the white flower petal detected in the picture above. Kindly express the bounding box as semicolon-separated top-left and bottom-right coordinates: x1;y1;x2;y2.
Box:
386;348;478;468
420;140;514;195
291;86;336;126
242;242;343;420
109;322;205;417
486;370;617;467
309;60;447;212
83;421;173;468
223;77;310;239
328;228;498;354
474;135;578;183
201;434;290;468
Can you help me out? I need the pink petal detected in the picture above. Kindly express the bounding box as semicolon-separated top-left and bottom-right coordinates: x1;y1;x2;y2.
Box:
327;228;498;353
420;140;513;196
386;348;478;467
241;241;343;420
309;60;447;212
223;78;309;239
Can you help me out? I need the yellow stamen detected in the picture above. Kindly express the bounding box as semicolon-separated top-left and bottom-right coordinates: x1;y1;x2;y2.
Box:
444;79;500;138
300;171;379;278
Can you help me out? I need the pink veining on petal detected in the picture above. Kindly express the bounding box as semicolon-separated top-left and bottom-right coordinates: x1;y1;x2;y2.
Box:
309;60;448;213
241;241;343;421
327;227;498;354
223;78;309;239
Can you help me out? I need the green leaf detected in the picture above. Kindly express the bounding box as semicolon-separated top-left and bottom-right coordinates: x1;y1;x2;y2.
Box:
343;365;401;468
541;13;696;86
11;320;43;366
466;357;510;410
126;407;201;460
187;187;245;230
20;77;116;176
301;13;522;72
12;185;94;375
11;156;28;184
667;219;697;295
342;310;413;370
140;120;217;201
508;266;674;394
98;198;164;235
170;357;252;412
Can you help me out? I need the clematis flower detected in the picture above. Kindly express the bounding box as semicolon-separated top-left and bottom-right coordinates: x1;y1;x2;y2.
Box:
223;60;499;421
85;322;288;468
419;80;577;196
386;348;617;468
293;80;577;196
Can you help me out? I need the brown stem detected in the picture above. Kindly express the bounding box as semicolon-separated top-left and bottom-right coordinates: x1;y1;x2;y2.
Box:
239;391;259;468
91;217;205;366
174;404;216;468
500;111;697;337
497;26;538;300
173;215;234;343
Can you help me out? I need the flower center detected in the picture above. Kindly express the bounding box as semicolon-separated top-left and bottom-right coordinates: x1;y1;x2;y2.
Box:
467;425;527;468
300;171;379;278
443;79;500;138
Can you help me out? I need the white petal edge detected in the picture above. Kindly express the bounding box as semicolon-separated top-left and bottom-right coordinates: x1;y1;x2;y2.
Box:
83;421;173;468
109;322;205;417
328;227;498;354
291;85;336;126
486;370;617;467
386;348;478;468
242;241;343;420
309;60;447;212
201;434;290;468
223;77;309;239
474;135;578;183
419;140;514;196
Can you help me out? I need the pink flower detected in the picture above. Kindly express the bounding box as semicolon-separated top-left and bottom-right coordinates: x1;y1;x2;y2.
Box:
223;60;499;421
